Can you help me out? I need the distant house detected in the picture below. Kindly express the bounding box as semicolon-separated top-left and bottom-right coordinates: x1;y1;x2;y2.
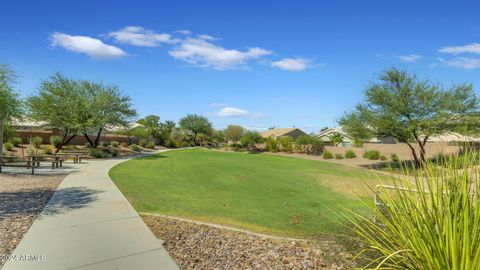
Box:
260;128;307;140
315;127;395;147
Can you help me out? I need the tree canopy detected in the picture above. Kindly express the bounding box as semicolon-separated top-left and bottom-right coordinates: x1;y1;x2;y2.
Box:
339;68;480;165
223;125;245;144
0;64;22;157
179;114;212;144
240;131;264;150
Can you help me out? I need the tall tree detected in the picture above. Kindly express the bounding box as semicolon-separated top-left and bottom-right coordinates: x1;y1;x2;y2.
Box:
339;68;480;165
80;81;137;148
28;73;83;152
179;114;212;144
0;65;22;158
223;125;245;145
137;115;161;139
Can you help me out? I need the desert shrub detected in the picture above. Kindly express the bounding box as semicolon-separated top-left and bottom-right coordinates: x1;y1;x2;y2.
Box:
43;145;53;155
363;150;380;160
120;142;128;147
278;136;293;153
146;141;156;149
138;139;147;147
50;136;63;148
335;153;344;159
345;150;357;158
111;141;119;148
31;136;43;149
346;152;480;269
353;141;364;147
66;145;77;150
322;150;333;159
3;142;14;151
310;140;324;155
26;146;36;155
89;148;106;158
130;144;140;151
380;155;388;161
391;153;400;163
265;137;278;152
109;148;119;157
10;137;22;147
99;141;110;147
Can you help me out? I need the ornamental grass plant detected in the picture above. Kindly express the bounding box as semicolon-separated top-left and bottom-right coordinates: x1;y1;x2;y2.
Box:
346;151;480;270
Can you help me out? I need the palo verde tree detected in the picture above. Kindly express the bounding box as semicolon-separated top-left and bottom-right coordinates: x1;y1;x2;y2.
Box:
28;73;83;153
179;114;212;144
223;124;245;145
0;64;22;158
339;68;480;165
79;80;137;148
137;115;161;140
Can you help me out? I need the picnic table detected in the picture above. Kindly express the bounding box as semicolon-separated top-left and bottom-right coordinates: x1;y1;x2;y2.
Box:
0;156;39;174
27;155;65;169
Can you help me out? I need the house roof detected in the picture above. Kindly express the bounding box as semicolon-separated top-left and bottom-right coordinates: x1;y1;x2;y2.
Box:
315;127;352;141
104;122;144;132
427;132;480;142
260;128;302;138
11;118;49;128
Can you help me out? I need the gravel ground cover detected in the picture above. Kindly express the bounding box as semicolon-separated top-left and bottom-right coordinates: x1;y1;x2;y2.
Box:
143;214;356;270
0;173;65;268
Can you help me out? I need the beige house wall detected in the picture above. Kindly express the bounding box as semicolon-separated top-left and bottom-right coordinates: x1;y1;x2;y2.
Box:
325;142;462;160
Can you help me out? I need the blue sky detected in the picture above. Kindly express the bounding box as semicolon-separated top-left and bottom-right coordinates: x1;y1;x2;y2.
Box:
2;1;480;133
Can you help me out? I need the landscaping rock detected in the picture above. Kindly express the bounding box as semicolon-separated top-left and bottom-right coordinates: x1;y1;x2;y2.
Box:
0;173;64;267
143;215;356;270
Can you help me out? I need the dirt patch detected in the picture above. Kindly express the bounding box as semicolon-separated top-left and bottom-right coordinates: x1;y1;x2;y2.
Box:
0;173;65;267
143;214;356;269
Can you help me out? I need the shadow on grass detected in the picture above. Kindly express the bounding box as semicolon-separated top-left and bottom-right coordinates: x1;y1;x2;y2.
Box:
137;154;168;160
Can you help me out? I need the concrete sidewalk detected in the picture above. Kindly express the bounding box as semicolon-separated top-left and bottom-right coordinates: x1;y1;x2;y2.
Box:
3;153;178;270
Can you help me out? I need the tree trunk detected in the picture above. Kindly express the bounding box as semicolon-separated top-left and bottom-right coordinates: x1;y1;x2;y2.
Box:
83;131;95;148
193;132;197;145
93;127;103;148
55;134;77;153
405;141;420;167
417;136;428;165
0;117;3;159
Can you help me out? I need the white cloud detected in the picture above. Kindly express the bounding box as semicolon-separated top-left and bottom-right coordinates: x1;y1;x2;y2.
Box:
215;106;268;119
169;38;272;70
107;26;179;47
176;30;191;35
50;32;126;59
394;54;422;62
438;43;480;55
209;102;228;108
438;57;480;69
271;58;311;71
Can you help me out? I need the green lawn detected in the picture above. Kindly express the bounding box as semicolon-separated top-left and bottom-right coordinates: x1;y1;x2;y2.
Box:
109;148;384;238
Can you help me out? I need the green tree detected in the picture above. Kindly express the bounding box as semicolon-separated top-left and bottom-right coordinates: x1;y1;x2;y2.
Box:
240;131;264;150
28;73;83;152
179;114;212;144
79;81;137;148
115;126;148;145
339;68;480;165
159;120;176;145
223;125;245;145
0;65;22;158
329;132;344;146
295;134;313;153
137;115;161;139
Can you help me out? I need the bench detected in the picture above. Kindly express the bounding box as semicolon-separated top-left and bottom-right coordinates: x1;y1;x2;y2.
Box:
58;151;90;164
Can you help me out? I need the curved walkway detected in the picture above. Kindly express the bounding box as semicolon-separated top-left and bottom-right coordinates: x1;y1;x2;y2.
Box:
3;152;178;270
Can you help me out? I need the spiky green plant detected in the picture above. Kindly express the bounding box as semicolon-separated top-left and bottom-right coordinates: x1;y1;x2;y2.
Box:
346;152;480;269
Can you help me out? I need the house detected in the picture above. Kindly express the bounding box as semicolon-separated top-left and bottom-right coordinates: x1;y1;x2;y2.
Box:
260;128;307;140
315;127;395;147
